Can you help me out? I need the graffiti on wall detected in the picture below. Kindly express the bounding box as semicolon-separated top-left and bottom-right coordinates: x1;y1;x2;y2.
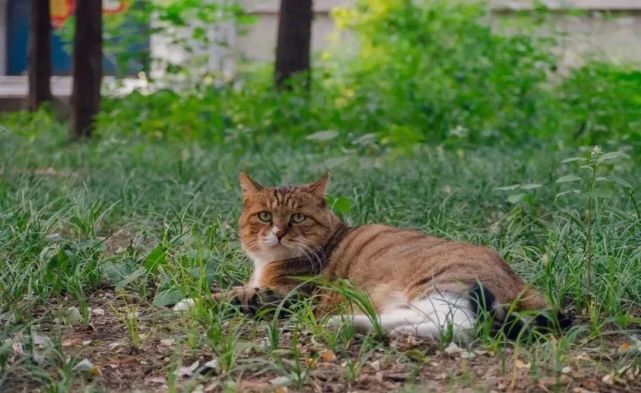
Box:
51;0;131;29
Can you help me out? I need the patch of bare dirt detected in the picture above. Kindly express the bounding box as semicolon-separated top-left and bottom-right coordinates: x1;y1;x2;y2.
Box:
3;291;640;393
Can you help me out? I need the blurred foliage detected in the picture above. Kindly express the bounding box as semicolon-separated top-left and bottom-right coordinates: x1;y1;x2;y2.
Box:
558;63;641;147
93;0;640;152
58;0;254;77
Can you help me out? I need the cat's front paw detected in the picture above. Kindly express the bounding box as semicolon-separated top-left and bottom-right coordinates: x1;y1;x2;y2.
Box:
223;286;287;316
233;286;261;305
219;286;260;315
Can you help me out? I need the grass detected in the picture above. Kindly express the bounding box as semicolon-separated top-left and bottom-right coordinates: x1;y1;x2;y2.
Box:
1;116;640;391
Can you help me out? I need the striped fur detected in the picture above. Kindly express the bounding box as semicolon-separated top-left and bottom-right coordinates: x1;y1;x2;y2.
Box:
237;172;556;339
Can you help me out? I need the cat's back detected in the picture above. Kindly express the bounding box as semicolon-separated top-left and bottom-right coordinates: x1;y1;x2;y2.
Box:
330;223;486;264
325;223;454;278
326;223;543;308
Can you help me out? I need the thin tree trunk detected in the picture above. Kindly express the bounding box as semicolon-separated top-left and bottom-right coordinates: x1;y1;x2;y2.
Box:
71;0;102;140
274;0;312;89
28;0;52;111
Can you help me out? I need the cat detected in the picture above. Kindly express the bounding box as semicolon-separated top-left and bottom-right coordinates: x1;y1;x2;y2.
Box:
178;172;569;341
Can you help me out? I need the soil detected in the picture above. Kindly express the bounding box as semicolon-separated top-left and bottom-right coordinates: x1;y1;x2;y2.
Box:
3;291;640;393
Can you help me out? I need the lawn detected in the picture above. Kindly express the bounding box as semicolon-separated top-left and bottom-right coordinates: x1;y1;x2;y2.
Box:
1;118;640;392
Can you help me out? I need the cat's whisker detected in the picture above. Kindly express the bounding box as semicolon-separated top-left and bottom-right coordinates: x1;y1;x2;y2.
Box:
290;240;320;273
295;236;325;256
293;241;318;271
293;237;323;259
295;238;327;274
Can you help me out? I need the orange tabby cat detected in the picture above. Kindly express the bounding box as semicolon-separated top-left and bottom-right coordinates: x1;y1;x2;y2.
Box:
222;172;567;340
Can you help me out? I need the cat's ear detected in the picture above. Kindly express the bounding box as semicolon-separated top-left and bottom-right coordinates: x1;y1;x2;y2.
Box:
305;173;330;197
239;171;263;195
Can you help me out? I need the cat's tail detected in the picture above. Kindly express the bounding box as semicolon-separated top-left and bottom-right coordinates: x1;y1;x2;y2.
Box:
468;283;573;340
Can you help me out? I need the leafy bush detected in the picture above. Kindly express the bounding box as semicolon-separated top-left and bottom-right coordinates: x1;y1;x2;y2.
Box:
97;0;640;152
557;63;641;147
58;0;254;77
99;88;229;141
326;0;558;144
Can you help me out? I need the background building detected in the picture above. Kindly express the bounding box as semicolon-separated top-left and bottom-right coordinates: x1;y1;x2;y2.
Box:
1;0;640;77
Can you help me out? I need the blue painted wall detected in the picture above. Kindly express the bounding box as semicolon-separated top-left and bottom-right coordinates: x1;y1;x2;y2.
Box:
7;0;72;75
5;0;148;76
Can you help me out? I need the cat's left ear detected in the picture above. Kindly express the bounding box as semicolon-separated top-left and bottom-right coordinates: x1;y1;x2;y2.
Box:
305;173;330;197
239;171;263;196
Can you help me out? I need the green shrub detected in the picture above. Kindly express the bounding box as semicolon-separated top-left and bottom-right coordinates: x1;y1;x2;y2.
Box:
325;0;558;144
96;0;640;152
557;63;641;147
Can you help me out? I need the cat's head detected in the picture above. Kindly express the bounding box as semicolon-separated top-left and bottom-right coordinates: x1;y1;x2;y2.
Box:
238;172;340;264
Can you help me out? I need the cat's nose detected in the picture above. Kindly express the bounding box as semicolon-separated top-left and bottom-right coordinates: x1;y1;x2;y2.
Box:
273;227;287;240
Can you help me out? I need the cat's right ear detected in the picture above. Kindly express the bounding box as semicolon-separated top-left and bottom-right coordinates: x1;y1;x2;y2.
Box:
239;171;263;196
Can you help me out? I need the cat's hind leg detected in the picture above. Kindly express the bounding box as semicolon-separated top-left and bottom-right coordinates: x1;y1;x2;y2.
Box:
391;292;475;336
327;292;476;342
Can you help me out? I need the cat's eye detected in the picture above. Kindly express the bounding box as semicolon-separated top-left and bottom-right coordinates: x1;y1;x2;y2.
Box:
257;211;272;222
291;213;306;224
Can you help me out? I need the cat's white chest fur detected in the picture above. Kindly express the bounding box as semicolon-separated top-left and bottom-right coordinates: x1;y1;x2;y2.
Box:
247;254;269;288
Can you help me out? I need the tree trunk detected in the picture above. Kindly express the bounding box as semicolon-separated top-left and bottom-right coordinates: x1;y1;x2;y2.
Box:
71;0;102;140
28;0;52;111
274;0;312;89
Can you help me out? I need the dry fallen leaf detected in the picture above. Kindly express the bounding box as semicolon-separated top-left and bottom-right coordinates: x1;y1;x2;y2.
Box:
159;339;175;347
73;358;102;376
269;376;289;386
31;332;54;365
320;349;336;363
601;373;614;385
572;388;596;393
73;359;94;371
444;342;463;355
515;359;531;369
539;375;570;387
108;341;127;349
62;338;82;347
11;341;25;357
32;332;53;347
574;353;592;361
46;233;63;242
174;360;199;377
203;358;219;371
617;342;633;354
62;307;83;325
460;351;476;359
